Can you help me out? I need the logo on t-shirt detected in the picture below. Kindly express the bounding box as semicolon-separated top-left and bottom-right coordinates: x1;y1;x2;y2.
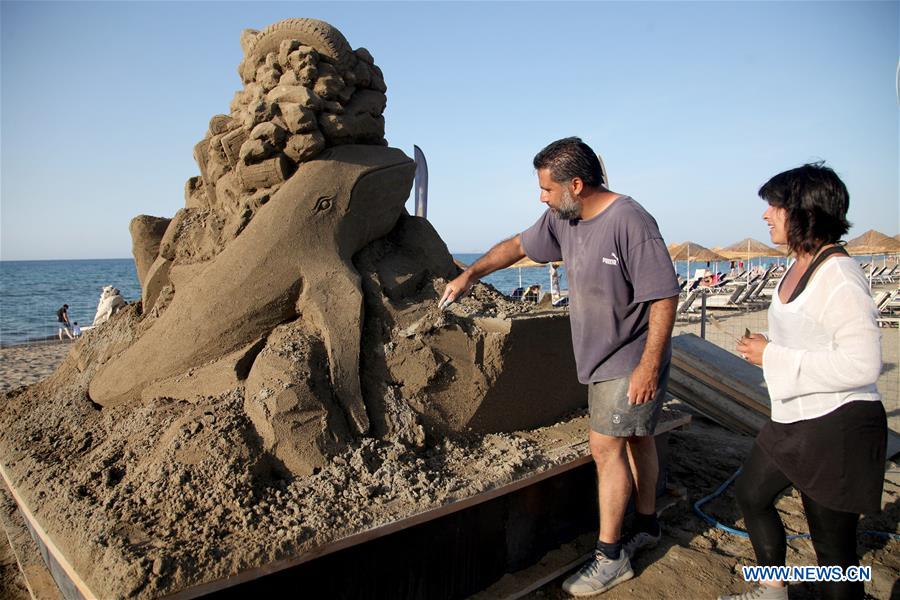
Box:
602;251;619;266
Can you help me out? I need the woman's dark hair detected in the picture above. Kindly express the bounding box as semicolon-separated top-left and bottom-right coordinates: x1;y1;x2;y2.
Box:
758;162;851;255
533;137;603;188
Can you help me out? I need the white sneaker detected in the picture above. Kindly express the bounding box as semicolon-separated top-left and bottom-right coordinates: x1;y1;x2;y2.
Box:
718;584;788;600
562;550;634;597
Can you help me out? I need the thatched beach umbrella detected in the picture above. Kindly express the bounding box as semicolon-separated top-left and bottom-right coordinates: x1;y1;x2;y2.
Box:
506;256;563;289
845;229;900;256
718;237;784;260
668;242;727;280
717;237;786;279
846;229;900;287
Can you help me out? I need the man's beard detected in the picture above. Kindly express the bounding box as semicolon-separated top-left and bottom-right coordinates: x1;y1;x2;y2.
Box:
553;188;581;220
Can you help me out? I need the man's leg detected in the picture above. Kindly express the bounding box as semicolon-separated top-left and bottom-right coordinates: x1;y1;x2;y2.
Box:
590;430;632;546
620;366;669;558
562;378;636;597
619;433;663;560
626;434;658;515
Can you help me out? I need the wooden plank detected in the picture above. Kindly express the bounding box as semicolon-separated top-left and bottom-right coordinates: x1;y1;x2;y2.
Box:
672;358;770;416
0;483;63;600
671;334;771;414
0;464;94;600
667;375;766;436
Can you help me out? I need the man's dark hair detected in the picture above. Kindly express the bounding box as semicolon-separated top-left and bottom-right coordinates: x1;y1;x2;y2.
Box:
758;162;851;256
533;137;603;188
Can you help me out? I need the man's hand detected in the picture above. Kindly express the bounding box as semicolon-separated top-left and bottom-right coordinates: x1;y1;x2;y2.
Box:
438;235;526;309
736;333;767;366
627;361;658;405
439;272;476;308
629;295;676;404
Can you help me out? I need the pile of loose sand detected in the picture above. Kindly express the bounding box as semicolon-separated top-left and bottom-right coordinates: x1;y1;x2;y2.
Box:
0;362;587;597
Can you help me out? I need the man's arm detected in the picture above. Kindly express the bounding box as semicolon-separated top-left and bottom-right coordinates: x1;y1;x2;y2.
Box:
627;295;677;404
439;235;525;306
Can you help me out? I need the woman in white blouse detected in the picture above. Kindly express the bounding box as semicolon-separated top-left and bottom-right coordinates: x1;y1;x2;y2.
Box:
720;164;887;600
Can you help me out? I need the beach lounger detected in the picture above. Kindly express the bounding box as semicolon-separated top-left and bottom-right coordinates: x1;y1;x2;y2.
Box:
867;266;886;285
876;292;899;327
704;283;748;310
675;289;702;319
873;264;898;285
877;289;899;313
742;268;775;305
872;291;889;311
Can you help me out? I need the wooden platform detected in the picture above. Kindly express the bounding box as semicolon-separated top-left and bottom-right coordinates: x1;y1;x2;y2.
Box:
0;413;690;600
0;481;65;600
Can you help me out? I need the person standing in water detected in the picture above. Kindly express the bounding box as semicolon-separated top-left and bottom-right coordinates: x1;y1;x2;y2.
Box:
57;304;73;340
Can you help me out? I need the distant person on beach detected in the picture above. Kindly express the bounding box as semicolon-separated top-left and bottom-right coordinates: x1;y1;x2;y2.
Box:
56;304;73;340
440;137;679;597
722;164;886;600
72;322;81;337
549;262;561;300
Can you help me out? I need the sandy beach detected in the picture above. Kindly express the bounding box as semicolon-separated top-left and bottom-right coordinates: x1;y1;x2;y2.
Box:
1;310;897;599
0;340;74;395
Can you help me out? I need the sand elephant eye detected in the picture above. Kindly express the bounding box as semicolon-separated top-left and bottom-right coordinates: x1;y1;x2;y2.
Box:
314;196;334;212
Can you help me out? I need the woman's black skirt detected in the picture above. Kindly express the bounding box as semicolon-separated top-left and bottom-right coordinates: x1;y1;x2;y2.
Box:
756;400;887;515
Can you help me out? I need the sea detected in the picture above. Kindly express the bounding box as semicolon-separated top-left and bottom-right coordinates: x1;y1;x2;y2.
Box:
0;259;142;346
0;254;785;346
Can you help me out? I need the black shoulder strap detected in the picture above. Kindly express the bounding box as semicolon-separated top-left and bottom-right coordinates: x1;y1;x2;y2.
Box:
787;245;849;303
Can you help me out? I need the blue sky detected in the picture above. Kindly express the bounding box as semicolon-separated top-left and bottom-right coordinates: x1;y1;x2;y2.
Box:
1;1;897;260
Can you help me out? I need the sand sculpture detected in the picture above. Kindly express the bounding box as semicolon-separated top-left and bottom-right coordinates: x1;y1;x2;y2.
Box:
0;18;592;597
77;19;583;477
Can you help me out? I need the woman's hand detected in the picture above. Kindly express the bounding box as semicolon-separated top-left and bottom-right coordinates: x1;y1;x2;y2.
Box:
736;333;767;366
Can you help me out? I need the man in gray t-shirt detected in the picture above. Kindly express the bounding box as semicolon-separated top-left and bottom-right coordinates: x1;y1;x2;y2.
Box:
440;137;678;597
